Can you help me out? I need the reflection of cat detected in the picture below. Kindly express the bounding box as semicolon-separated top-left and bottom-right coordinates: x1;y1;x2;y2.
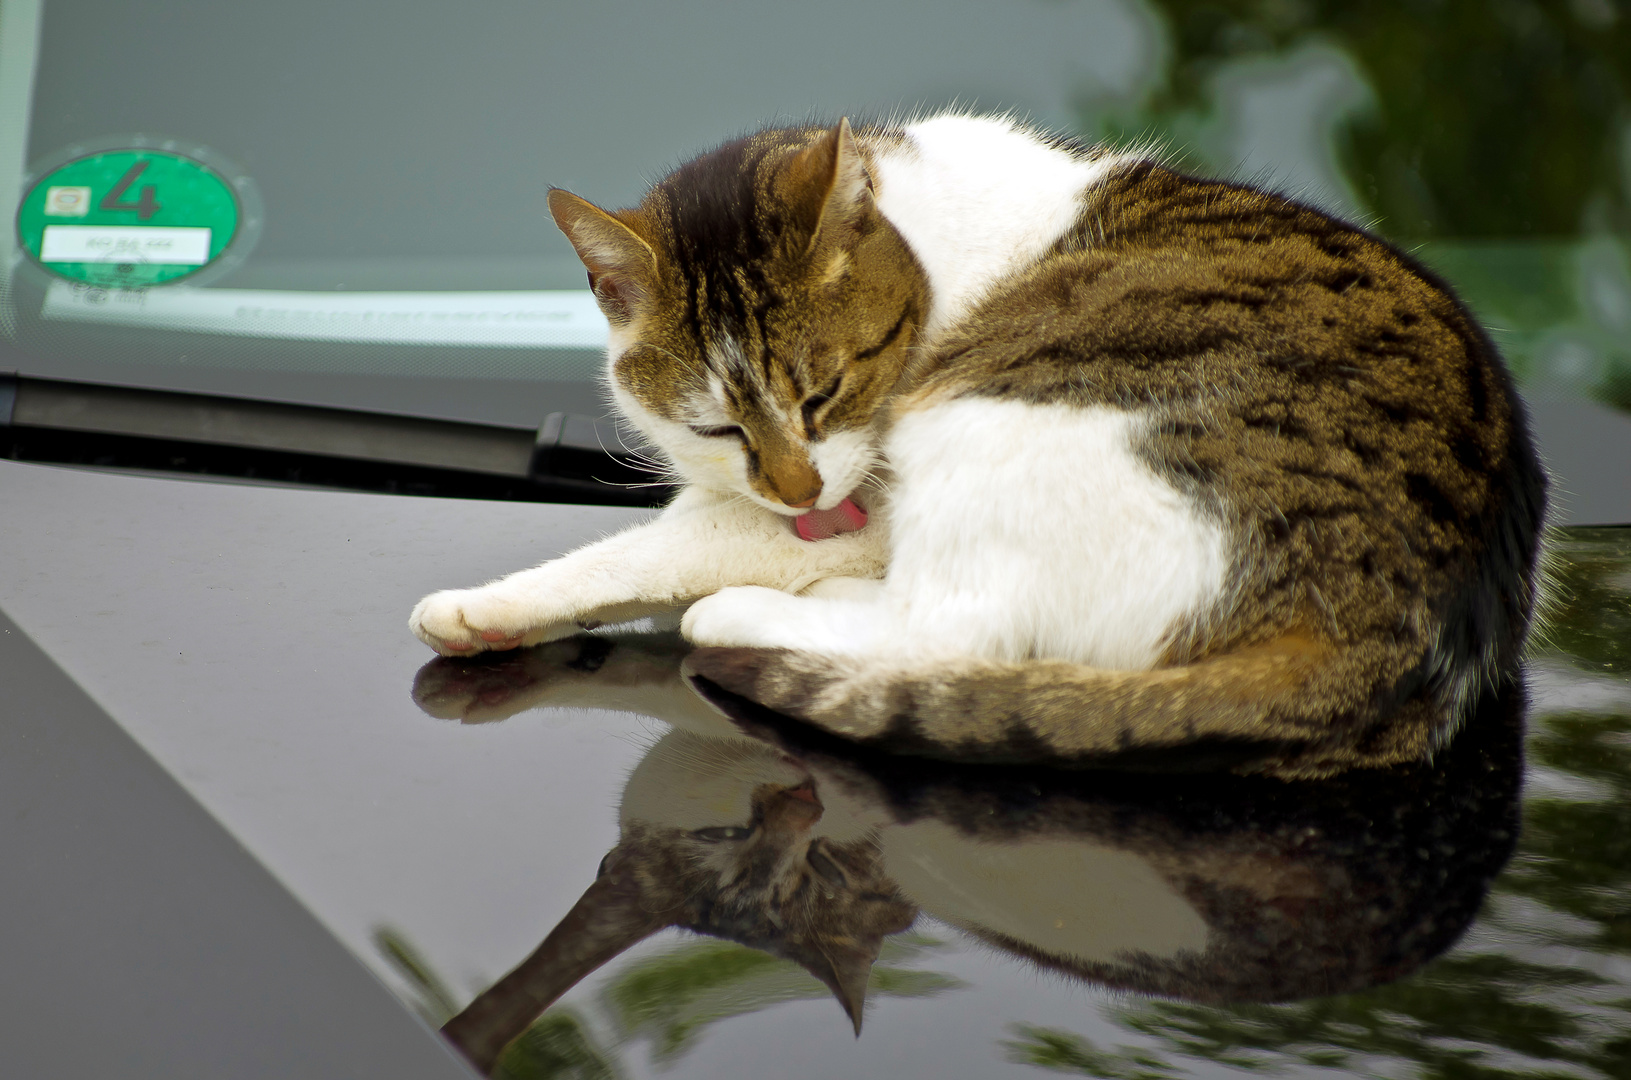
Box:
774;680;1523;1005
414;633;730;733
417;638;1522;1072
421;641;914;1073
411;113;1547;778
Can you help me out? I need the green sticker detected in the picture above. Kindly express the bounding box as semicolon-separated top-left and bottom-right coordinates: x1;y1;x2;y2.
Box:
16;149;242;287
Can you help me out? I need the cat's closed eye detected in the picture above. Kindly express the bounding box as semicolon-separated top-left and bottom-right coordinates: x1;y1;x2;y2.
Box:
802;376;843;427
806;840;849;887
854;308;913;362
693;825;754;842
689;425;744;440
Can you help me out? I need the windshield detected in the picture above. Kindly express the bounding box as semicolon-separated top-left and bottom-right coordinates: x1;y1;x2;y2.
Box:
1;0;1157;426
5;0;1627;520
3;0;1627;516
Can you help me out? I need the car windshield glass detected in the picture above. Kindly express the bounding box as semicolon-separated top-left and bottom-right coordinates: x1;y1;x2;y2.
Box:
1;0;1160;427
2;1;1625;504
5;0;1627;521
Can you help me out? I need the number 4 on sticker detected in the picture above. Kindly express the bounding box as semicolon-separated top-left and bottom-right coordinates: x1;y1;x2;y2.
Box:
99;159;161;221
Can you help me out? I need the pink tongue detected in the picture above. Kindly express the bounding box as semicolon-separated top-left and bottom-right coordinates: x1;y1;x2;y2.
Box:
795;498;868;542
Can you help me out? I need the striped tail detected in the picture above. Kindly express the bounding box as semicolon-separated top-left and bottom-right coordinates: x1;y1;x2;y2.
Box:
681;634;1455;779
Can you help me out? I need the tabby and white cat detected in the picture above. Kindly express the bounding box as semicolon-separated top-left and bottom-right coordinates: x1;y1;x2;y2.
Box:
409;113;1546;777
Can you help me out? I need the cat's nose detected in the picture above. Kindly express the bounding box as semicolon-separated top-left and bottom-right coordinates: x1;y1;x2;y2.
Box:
759;441;822;507
772;476;822;508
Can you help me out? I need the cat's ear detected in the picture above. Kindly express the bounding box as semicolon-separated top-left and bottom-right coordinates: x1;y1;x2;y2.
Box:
787;117;874;254
440;844;677;1072
548;188;659;323
801;936;883;1035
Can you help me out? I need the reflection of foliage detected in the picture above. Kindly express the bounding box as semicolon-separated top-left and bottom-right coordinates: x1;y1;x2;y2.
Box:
599;931;964;1066
377;927;962;1076
1008;527;1631;1080
492;1011;623;1080
374;927;462;1027
1535;528;1631;677
1513;708;1631;951
1514;530;1631;969
1129;0;1631;239
1045;948;1628;1076
1004;1026;1184;1079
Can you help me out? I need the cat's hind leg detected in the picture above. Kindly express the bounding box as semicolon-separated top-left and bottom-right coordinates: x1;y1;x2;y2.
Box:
681;584;898;655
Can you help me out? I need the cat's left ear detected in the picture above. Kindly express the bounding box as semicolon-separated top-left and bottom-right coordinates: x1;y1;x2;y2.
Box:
801;936;883;1035
787;117;874;255
548;188;659;324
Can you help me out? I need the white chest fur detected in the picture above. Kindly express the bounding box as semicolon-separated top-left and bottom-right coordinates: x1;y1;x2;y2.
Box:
682;398;1230;672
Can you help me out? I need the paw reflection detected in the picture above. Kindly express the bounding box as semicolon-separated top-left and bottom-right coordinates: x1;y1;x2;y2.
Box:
410;632;717;728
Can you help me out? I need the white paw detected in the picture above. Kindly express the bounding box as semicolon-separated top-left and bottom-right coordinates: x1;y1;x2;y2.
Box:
408;585;577;656
681;586;803;648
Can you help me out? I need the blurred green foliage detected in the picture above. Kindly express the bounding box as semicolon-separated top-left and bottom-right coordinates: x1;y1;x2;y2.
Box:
1095;2;1631;408
1133;0;1631;239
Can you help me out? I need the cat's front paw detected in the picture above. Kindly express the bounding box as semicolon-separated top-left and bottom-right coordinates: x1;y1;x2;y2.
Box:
409;586;574;656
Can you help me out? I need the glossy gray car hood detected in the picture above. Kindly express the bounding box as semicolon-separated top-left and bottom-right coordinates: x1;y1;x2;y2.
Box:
0;460;1156;1078
5;459;1629;1080
0;460;654;983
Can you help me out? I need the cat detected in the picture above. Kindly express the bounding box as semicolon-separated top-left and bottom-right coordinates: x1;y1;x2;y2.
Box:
409;112;1547;778
417;633;1522;1072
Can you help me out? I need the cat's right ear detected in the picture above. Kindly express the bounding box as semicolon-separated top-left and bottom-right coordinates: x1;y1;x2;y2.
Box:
787;117;873;255
547;189;658;324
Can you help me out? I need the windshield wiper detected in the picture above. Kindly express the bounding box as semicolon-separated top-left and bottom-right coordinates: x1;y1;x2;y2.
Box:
0;373;668;506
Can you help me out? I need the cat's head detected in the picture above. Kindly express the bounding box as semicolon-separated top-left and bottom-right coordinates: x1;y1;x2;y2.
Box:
443;731;914;1051
615;732;915;1030
619;789;912;1030
548;119;927;515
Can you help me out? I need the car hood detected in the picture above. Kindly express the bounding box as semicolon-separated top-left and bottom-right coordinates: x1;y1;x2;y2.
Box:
3;459;1630;1080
